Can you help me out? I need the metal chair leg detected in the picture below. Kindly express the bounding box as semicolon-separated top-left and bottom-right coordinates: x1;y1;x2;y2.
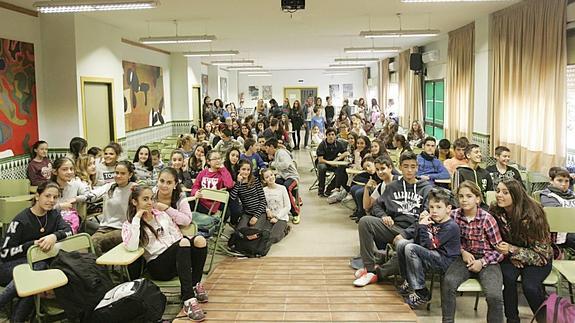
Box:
474;292;480;311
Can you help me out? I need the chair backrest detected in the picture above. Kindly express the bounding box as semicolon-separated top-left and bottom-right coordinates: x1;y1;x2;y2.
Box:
545;207;575;233
485;191;496;206
193;189;229;216
0;199;31;225
532;190;543;203
27;233;94;264
0;179;31;197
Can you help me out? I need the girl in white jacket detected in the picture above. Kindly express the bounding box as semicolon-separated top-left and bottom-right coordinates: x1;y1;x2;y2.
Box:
261;169;291;243
122;186;207;321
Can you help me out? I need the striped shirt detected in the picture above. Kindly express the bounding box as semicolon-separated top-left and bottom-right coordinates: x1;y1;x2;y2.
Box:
451;208;504;265
230;178;267;218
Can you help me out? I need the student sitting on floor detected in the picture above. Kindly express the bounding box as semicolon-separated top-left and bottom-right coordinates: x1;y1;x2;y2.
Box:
441;181;504;323
452;144;493;202
353;151;432;287
416;137;450;183
231;160;268;230
443;137;468;176
261;169;291;243
486;146;523;187
122;185;208;322
540;166;575;249
395;189;461;309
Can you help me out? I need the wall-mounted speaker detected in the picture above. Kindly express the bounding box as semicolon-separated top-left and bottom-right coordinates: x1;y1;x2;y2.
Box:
410;53;423;71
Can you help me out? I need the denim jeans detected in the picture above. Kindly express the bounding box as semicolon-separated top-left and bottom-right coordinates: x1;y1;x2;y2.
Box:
350;185;365;218
500;258;552;322
441;257;504;323
0;258;48;322
396;239;450;290
304;121;311;147
358;216;403;272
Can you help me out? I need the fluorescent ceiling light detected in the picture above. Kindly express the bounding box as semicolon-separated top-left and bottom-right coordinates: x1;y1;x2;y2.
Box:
344;47;400;54
328;64;365;69
360;30;440;38
183;50;239;57
226;65;263;70
324;73;349;76
34;0;158;13
139;35;215;44
246;74;272;77
402;0;513;2
211;59;255;66
335;58;380;63
238;70;269;74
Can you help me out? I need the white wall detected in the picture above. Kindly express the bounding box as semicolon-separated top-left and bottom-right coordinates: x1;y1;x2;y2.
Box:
424;36;448;81
473;15;490;135
238;69;365;108
170;53;189;121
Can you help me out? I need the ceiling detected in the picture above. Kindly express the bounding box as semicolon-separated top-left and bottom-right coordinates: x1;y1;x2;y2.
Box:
10;0;519;69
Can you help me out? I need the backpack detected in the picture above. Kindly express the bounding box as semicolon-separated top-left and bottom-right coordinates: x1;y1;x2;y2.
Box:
228;227;271;258
91;278;167;323
192;211;221;237
50;250;114;322
532;292;575;323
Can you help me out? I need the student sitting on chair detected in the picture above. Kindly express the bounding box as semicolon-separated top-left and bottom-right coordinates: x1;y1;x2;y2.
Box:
27;140;52;187
436;138;453;162
395;189;461;309
452;144;494;203
316;128;348;198
486;146;523;187
353;151;432;287
441;181;504;323
0;181;72;322
191;150;234;215
416;137;450;183
240;138;266;177
540;166;575;249
443;138;468;176
122;185;208;322
348;157;380;220
362;157;396;216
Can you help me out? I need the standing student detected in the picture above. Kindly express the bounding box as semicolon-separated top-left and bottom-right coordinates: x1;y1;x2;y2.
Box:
441;181;504;323
170;150;193;192
354;151;432;287
122;186;207;321
491;179;553;323
133;145;154;185
289;100;304;150
27;140;52;186
302;96;314;149
231;160;268;230
325;96;335;128
241;138;266;177
395;190;461;309
261;169;290;243
95;143;122;187
540;167;575;248
90;160;137;255
265;138;300;224
486;146;523;187
67;137;88;162
452;144;494;201
444;138;468;176
311;107;326;135
416;137;450;182
191;150;234;214
0;182;72;322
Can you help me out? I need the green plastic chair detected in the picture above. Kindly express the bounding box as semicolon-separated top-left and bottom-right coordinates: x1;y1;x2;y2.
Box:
0;197;33;238
0;179;31;198
546;207;575;302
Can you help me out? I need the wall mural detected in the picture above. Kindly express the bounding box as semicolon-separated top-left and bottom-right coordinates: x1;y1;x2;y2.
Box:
123;61;164;132
0;38;38;157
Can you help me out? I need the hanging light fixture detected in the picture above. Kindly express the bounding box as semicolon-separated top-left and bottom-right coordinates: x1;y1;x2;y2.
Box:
343;47;400;54
139;35;215;44
359;13;439;38
334;58;380;63
328;64;365;69
211;59;255;66
183;50;239;57
34;0;158;13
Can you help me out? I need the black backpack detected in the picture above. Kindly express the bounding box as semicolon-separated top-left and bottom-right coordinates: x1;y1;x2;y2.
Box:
50;250;114;322
91;278;167;323
228;227;272;258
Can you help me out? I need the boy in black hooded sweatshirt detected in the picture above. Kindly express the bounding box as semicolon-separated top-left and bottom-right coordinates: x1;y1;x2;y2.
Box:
353;151;432;287
452;144;493;202
541;166;575;248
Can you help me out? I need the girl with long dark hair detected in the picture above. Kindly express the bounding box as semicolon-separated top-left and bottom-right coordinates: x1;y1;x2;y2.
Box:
27;140;52;186
133;145;154;184
289;100;304;150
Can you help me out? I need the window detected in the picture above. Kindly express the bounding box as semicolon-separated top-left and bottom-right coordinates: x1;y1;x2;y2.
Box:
424;80;444;139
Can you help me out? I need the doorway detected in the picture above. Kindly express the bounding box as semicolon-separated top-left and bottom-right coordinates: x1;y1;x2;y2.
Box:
283;87;318;105
81;77;116;148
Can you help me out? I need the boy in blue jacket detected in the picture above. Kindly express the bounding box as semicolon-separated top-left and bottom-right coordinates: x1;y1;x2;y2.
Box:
395;189;461;308
416;137;450;183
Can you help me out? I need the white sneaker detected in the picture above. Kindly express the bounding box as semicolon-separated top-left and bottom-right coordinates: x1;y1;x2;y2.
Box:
354;268;367;278
335;190;348;202
326;190;341;204
342;193;354;203
305;146;311;149
353;272;378;287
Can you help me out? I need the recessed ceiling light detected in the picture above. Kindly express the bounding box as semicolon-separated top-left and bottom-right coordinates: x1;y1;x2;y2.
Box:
246;74;272;77
211;59;255;66
360;30;440;38
139;35;215;44
34;0;158;13
324;72;349;76
328;64;365;69
335;58;380;63
183;50;239;57
344;47;401;54
238;70;269;74
226;65;263;70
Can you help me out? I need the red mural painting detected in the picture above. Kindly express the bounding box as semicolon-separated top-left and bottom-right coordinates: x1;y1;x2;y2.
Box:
0;38;38;156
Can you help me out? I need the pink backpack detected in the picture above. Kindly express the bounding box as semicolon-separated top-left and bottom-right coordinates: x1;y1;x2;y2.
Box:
60;209;80;234
532;293;575;323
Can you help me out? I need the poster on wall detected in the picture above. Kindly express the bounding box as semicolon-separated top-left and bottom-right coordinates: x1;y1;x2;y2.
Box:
262;85;272;100
122;61;165;132
0;38;38;157
342;83;354;99
220;77;227;102
249;86;260;100
329;84;340;103
201;74;208;99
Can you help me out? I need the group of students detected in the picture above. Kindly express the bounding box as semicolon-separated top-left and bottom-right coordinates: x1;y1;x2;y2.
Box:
306;117;575;321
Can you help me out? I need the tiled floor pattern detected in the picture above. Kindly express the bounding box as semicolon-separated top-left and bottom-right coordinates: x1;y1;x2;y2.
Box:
175;257;417;322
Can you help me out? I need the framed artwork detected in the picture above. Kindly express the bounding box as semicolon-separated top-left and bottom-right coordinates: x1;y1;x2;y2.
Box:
343;83;354;99
201;74;208;99
220;77;227;102
249;86;260;100
122;61;165;132
329;84;340;103
0;38;38;156
262;85;272;100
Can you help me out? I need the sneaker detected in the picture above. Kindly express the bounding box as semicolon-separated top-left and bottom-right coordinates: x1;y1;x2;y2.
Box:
327;190;347;204
353;272;377;287
405;291;430;309
397;280;412;297
342;193;354;203
292;216;300;224
193;283;208;303
183;297;205;321
305;146;310;149
354;268;367;279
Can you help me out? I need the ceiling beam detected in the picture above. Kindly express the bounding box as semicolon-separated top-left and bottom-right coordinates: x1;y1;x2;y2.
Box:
0;1;38;17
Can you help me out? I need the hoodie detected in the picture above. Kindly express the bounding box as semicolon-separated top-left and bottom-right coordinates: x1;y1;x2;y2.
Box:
372;178;433;229
416;153;450;181
540;186;575;208
452;165;494;199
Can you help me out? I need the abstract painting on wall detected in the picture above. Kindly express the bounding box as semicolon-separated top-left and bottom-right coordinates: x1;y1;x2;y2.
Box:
249;86;260;100
0;38;38;157
122;61;164;132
